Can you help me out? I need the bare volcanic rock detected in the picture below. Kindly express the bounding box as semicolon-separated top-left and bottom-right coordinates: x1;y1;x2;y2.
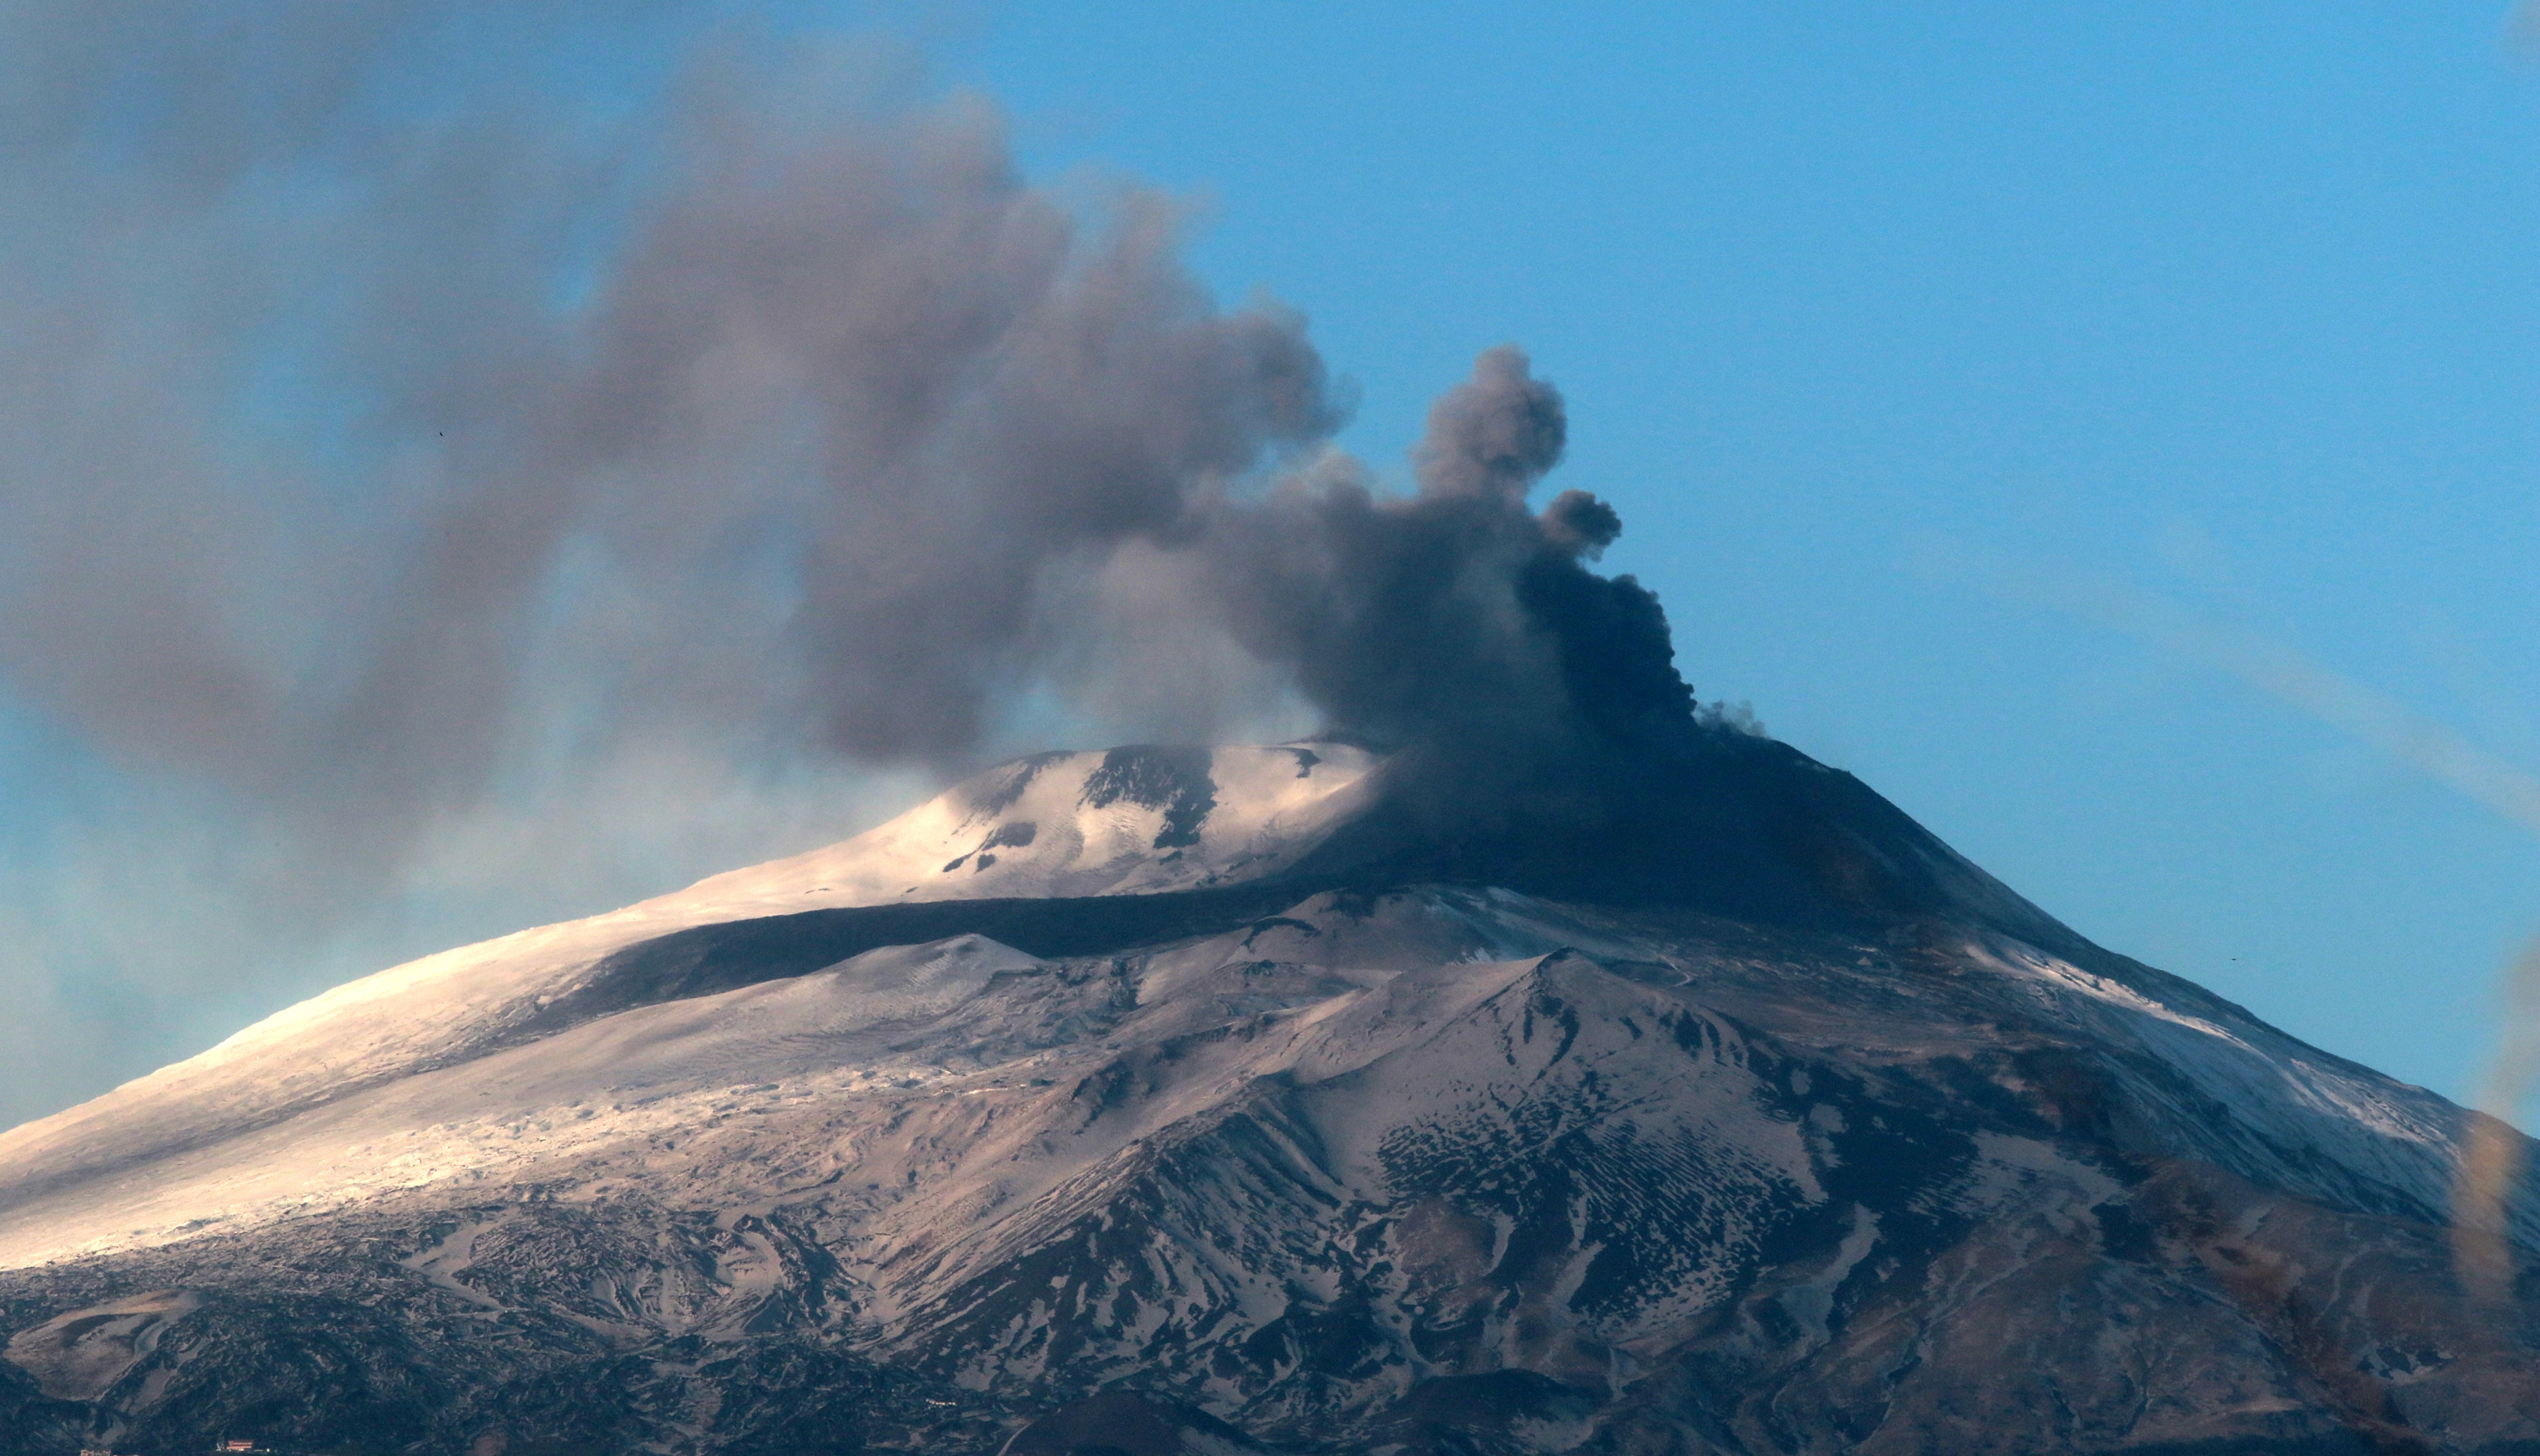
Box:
0;735;2534;1455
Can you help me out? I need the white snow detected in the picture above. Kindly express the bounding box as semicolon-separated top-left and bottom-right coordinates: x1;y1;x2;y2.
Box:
668;741;1378;912
0;735;2503;1300
0;742;1374;1262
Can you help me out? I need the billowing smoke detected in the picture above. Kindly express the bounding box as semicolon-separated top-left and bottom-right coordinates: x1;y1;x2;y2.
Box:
1204;348;1688;752
0;3;1695;1120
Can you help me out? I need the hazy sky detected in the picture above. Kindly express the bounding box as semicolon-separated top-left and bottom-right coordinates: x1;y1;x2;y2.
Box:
0;2;2534;1127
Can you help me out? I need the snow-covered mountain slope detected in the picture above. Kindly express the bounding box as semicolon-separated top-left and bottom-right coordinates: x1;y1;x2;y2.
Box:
0;743;1375;1246
677;741;1380;907
1;735;2535;1456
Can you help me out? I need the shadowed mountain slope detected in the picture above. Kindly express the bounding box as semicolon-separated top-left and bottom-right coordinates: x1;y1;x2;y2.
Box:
0;733;2532;1456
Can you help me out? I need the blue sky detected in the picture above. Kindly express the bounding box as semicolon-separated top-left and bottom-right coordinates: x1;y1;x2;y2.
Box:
0;1;2531;1123
948;2;2540;1100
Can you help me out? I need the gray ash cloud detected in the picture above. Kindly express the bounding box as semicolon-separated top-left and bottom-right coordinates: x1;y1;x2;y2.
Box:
1195;346;1695;763
0;3;1703;1115
0;4;1697;855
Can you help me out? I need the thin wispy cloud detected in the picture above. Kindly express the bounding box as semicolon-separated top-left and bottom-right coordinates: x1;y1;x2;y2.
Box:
1930;538;2540;1295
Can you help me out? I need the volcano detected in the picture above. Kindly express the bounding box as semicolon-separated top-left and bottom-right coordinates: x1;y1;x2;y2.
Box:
0;733;2534;1455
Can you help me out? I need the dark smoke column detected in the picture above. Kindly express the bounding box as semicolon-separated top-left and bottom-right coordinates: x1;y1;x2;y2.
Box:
1203;344;1697;761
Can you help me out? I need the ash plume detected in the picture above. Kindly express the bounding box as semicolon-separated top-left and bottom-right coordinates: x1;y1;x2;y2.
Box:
0;3;1698;1118
1197;345;1691;761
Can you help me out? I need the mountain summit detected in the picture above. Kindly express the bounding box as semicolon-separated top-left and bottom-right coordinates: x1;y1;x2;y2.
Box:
0;734;2533;1455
